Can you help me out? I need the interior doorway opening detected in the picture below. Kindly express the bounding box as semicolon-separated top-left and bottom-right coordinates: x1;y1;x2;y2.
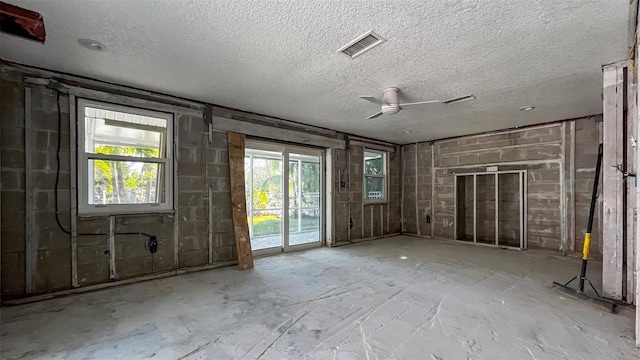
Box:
454;170;527;249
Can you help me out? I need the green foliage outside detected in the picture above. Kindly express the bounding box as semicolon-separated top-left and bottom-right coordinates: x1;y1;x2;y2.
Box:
93;145;159;204
245;156;321;237
250;214;320;237
364;156;384;196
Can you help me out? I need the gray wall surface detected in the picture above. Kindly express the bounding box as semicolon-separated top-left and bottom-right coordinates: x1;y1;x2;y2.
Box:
1;66;402;300
330;145;401;244
1;69;235;299
401;118;604;255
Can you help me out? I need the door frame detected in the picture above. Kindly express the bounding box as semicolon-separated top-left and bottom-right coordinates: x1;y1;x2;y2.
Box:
453;170;528;249
246;139;325;256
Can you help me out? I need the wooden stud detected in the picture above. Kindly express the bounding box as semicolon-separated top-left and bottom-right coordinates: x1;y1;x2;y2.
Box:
227;132;254;270
455;175;466;240
569;121;576;252
560;122;567;253
431;143;435;238
627;66;637;305
415;144;420;236
69;95;79;287
400;146;405;232
108;216;117;280
602;64;625;300
24;87;34;294
635;27;640;347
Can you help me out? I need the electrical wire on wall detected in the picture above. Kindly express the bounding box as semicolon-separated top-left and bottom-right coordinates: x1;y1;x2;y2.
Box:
53;90;158;253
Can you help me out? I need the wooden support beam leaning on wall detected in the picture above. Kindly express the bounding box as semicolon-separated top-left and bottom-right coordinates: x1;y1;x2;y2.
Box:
227;132;254;270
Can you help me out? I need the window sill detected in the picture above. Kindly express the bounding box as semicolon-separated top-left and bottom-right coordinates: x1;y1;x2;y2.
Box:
77;209;176;218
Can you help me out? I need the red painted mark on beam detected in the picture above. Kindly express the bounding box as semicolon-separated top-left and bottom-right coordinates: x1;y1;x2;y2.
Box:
0;1;46;43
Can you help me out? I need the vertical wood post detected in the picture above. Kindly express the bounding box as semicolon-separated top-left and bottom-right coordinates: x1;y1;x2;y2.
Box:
602;64;625;300
626;66;637;305
414;144;420;235
634;21;640;346
24;87;34;294
69;95;79;287
227;132;254;270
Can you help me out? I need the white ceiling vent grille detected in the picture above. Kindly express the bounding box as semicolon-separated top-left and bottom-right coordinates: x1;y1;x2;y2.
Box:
338;31;386;58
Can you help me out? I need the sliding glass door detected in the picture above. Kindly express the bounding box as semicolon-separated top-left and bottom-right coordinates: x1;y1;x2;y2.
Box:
245;141;323;255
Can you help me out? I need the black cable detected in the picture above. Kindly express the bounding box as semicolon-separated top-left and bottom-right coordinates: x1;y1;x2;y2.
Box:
53;91;154;241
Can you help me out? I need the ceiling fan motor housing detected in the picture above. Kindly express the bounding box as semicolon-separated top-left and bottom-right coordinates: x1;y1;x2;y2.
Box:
382;87;400;115
381;104;400;115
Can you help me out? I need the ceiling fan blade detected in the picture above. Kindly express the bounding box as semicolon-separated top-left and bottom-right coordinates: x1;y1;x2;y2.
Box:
366;111;384;120
398;100;441;107
442;94;476;105
359;95;383;105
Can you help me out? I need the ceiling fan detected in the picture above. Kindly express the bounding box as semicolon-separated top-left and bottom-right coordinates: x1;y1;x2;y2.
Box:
359;87;475;120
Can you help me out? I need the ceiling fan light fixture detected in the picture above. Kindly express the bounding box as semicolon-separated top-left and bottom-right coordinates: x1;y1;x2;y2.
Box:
78;38;106;51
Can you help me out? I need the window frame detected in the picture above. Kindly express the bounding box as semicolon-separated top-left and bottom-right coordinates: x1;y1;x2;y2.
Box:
363;148;388;204
77;98;174;215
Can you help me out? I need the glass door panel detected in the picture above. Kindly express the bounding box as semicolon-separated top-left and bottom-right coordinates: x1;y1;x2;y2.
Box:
287;153;321;247
245;149;283;252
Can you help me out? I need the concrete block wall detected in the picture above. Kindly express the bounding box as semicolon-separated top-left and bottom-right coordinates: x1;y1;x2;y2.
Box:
497;172;522;245
401;145;417;234
475;174;496;243
1;70;27;295
574;117;603;254
401;143;433;236
401;116;604;255
1;68;236;299
331;145;401;244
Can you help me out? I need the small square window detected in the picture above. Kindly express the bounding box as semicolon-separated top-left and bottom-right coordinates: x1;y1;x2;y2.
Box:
78;99;173;215
363;149;387;203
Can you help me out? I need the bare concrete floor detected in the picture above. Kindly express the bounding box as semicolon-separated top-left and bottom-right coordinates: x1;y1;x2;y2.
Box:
2;236;638;359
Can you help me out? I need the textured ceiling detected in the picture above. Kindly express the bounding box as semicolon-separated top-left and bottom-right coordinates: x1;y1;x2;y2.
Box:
0;0;630;144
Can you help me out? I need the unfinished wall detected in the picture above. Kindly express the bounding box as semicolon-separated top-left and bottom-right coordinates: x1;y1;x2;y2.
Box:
331;144;401;244
1;64;402;300
401;143;432;236
1;67;235;299
401;117;603;255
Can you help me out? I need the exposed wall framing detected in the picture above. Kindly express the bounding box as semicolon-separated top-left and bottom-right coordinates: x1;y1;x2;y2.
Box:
602;63;626;301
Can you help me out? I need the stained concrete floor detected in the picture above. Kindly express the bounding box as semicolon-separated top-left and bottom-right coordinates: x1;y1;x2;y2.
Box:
2;236;638;360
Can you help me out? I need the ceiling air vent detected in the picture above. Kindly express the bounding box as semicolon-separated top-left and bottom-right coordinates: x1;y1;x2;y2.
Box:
338;30;386;59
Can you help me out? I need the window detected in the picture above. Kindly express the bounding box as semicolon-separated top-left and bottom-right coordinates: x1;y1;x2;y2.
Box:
78;99;173;215
363;149;387;203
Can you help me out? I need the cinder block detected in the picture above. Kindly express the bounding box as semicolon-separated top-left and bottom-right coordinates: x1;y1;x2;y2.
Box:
34;248;71;271
204;148;218;163
34;230;70;250
179;249;208;268
77;244;109;266
1;126;24;150
206;164;230;178
1;170;24;190
212;245;233;262
1;148;24;169
215;231;236;247
178;176;205;191
217;149;229;164
77;262;109;285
